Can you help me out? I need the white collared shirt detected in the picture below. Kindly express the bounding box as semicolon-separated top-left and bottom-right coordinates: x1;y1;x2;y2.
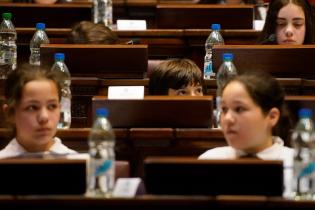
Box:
0;137;77;159
198;136;294;197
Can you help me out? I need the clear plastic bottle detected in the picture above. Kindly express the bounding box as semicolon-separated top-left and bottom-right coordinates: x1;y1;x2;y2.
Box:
92;0;113;28
291;108;315;200
87;108;115;197
0;12;17;78
29;23;50;66
214;53;237;128
204;23;224;80
51;53;71;129
216;53;237;94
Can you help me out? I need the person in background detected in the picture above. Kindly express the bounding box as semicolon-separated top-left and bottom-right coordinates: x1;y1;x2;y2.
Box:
258;0;313;44
68;20;120;44
0;64;76;158
148;58;204;96
198;72;293;196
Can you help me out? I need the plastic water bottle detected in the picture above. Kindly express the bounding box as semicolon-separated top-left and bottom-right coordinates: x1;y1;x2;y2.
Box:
216;53;237;94
93;0;113;28
0;12;17;78
291;108;315;200
214;53;237;128
29;23;49;66
204;23;224;80
87;108;115;197
51;53;71;129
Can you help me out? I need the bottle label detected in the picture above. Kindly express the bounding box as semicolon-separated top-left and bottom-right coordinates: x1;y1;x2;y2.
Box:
61;96;71;123
204;62;212;74
96;159;113;177
3;50;13;61
0;49;13;64
298;162;315;178
204;61;215;78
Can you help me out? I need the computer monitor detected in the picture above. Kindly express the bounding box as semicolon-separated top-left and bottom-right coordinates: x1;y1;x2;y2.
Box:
144;157;283;196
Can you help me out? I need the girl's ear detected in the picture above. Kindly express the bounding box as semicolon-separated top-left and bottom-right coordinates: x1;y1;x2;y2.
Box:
3;104;14;124
267;107;280;127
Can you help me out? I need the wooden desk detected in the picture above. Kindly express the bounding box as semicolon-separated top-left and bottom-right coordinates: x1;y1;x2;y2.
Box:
0;3;92;28
156;4;254;29
0;77;313;128
0;1;257;29
0;1;157;28
91;96;213;128
213;45;315;79
0;195;314;209
0;77;307;128
40;44;148;78
16;28;260;69
16;28;260;45
0;128;226;177
15;28;259;66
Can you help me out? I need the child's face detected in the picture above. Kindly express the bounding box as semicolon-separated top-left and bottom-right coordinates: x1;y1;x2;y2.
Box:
276;3;306;45
13;79;60;152
220;81;276;153
168;83;203;96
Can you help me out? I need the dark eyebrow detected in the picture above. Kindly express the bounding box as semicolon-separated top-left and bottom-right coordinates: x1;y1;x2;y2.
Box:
292;18;305;21
277;17;304;21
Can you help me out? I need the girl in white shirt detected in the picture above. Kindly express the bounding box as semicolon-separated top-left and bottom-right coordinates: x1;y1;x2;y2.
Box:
0;64;76;158
199;72;294;196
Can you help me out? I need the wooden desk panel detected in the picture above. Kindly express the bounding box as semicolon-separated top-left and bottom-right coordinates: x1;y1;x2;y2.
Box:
213;45;315;79
156;4;254;29
0;128;225;177
0;77;313;129
92;96;213;128
40;44;148;78
15;28;259;65
0;195;314;209
0;3;92;28
4;195;315;209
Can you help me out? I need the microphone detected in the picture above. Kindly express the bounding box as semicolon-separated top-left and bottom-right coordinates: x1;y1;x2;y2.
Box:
260;34;276;44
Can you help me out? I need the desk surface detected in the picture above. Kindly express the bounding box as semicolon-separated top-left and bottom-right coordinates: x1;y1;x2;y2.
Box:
0;195;314;210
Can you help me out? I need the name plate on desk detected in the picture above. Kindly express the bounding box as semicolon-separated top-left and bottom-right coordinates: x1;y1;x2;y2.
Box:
112;178;142;198
117;19;147;31
108;86;144;99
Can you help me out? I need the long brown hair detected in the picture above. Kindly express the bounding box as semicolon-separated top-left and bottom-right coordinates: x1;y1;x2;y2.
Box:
258;0;313;44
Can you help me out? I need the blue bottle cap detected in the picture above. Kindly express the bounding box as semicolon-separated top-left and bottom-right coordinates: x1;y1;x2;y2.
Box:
223;53;233;61
36;23;46;30
2;13;12;20
211;24;221;30
96;108;108;117
54;53;65;61
299;108;312;118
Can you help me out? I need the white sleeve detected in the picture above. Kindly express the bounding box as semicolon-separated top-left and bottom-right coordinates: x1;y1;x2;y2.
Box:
198;147;235;159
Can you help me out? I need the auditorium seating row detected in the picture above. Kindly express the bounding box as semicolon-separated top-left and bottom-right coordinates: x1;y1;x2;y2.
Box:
0;2;255;29
0;95;314;176
14;44;315;81
16;28;259;63
1;76;315;128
